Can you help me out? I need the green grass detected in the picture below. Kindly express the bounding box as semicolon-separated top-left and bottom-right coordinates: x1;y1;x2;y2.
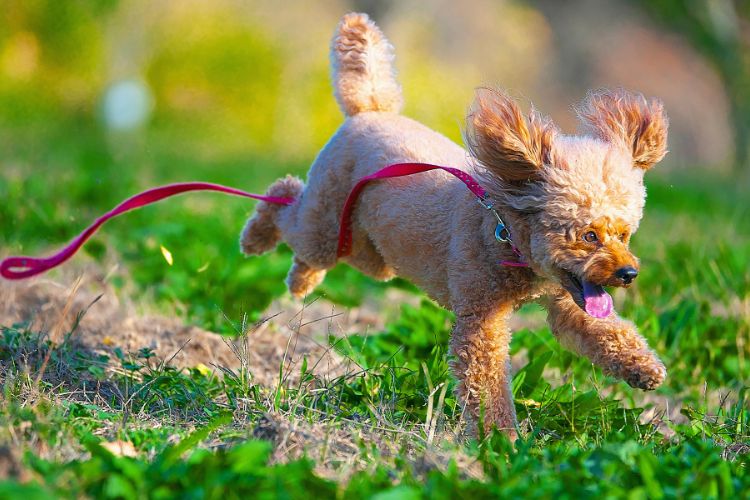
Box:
0;117;749;497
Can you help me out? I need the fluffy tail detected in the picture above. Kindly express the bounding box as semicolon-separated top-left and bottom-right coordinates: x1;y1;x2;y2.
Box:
240;176;304;256
331;13;403;117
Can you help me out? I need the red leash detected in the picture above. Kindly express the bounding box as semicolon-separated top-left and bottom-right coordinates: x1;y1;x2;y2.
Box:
0;183;294;280
336;162;487;256
1;164;526;280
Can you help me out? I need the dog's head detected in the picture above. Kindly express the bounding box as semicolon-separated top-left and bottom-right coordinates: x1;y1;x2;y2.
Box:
466;88;668;318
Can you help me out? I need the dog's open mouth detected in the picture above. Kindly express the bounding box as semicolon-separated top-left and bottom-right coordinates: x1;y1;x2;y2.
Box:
563;272;613;319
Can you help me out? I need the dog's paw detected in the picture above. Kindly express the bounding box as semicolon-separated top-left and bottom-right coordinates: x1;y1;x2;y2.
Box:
621;351;667;390
286;260;327;298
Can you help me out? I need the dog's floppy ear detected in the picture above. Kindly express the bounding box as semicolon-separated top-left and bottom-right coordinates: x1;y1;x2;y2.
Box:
466;88;556;182
577;89;668;171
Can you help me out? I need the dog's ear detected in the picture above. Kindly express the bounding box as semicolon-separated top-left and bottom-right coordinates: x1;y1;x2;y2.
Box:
466;88;556;182
577;89;668;171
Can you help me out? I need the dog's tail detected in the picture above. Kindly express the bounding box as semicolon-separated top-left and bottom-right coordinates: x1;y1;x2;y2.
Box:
330;13;403;117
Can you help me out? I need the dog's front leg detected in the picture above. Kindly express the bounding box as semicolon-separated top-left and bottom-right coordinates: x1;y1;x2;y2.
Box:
544;290;666;390
450;305;517;439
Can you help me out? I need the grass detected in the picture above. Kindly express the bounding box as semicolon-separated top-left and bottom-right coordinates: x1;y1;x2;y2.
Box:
0;116;749;498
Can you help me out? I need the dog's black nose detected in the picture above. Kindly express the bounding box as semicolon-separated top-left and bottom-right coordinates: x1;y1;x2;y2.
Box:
615;266;638;284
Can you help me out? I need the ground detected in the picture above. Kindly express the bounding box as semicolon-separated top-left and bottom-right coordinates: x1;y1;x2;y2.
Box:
0;126;748;496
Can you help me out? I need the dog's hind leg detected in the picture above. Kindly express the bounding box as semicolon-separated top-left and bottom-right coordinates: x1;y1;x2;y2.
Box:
240;175;304;256
286;257;327;298
240;174;330;298
278;200;339;297
271;162;344;297
345;234;395;281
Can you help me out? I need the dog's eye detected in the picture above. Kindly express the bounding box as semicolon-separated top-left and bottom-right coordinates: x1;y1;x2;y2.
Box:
619;233;627;242
583;231;598;243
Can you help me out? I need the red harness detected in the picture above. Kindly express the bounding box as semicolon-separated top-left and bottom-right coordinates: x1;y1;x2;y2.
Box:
0;163;527;280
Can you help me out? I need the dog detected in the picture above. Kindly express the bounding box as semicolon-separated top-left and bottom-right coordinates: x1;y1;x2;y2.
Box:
240;12;668;438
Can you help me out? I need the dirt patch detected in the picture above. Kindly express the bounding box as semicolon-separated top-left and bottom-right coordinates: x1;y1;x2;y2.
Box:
0;273;354;386
241;411;483;482
0;263;550;390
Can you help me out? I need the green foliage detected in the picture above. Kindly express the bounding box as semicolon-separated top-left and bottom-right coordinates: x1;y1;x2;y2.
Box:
328;300;456;422
339;300;454;369
3;398;748;498
23;431;337;499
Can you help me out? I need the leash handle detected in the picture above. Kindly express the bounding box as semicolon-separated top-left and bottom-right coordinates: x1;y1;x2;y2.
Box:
0;182;294;280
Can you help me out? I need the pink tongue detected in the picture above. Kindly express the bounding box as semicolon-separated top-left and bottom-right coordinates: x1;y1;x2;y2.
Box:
582;280;613;318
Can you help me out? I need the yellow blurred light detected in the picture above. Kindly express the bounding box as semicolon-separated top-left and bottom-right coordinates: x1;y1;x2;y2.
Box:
1;31;39;80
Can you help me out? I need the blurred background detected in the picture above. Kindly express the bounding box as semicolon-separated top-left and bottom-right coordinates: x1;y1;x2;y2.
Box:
0;0;748;332
0;0;748;171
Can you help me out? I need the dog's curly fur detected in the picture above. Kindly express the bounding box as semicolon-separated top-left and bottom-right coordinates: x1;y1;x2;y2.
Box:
240;13;668;438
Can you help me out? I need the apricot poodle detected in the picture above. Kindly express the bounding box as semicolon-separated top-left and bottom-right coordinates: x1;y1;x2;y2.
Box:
240;13;668;438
